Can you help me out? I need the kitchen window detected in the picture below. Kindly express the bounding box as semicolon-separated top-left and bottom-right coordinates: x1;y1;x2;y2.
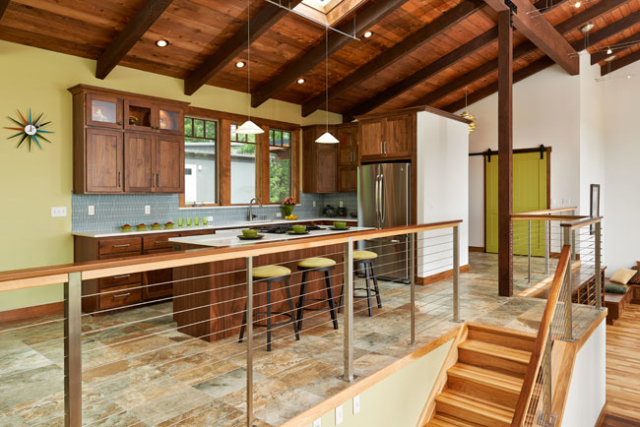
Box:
269;129;292;203
183;117;218;206
230;124;258;204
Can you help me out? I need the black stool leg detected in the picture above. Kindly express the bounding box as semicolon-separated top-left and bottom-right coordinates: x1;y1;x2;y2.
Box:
284;278;300;340
238;297;248;343
364;262;373;317
325;270;339;330
296;271;308;330
266;281;272;352
370;263;382;309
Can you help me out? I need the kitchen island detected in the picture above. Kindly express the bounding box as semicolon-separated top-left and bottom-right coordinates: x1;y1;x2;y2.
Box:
169;226;373;342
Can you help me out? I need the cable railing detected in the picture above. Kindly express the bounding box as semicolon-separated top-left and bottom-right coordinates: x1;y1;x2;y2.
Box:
0;220;463;427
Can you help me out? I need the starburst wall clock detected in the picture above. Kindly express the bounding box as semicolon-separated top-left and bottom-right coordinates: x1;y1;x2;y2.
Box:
5;109;54;151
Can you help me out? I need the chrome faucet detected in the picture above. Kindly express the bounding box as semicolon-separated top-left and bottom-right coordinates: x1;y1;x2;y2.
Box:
248;197;263;222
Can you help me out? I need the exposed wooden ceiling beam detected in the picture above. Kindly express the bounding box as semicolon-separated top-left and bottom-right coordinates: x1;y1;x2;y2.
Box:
483;0;578;75
601;49;640;76
96;0;173;79
250;0;408;109
407;0;628;109
0;0;9;20
345;0;568;119
591;33;640;65
301;0;484;117
184;0;303;96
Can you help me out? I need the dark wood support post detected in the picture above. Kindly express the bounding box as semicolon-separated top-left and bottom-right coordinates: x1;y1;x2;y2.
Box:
498;10;513;297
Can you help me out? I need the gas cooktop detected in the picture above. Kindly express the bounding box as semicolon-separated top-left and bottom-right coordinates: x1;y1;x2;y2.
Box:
251;224;324;234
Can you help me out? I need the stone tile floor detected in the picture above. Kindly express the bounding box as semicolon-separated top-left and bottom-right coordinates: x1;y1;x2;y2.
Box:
0;253;601;426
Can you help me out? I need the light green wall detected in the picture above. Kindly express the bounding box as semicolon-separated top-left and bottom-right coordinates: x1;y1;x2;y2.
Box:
0;40;341;311
304;340;452;427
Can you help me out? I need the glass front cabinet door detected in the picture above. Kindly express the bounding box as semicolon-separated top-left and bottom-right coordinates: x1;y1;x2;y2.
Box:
157;106;183;135
86;93;124;129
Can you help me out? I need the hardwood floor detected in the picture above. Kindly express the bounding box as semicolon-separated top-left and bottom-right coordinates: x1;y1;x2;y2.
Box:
603;305;640;426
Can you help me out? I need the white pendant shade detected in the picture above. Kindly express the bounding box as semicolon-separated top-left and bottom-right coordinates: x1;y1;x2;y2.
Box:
315;131;339;144
236;120;264;135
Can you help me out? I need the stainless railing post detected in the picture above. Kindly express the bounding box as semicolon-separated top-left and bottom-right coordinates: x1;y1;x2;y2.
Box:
571;230;576;262
595;221;603;311
410;233;416;345
545;220;550;275
342;238;355;382
541;329;553;424
65;272;82;427
246;257;254;427
528;220;532;283
563;227;574;342
453;226;461;323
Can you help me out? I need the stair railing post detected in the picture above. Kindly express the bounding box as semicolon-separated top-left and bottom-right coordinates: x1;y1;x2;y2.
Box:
65;272;82;427
453;225;461;323
595;221;602;311
410;232;416;345
246;256;254;427
528;220;532;283
562;227;573;342
545;220;550;275
342;238;355;382
541;329;553;425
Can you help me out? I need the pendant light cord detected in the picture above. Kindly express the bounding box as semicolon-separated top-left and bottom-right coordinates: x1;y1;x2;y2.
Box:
325;25;329;134
247;0;252;121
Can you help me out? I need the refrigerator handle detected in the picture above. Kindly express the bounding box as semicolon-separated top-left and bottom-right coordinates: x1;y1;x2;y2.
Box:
380;172;386;225
374;173;381;228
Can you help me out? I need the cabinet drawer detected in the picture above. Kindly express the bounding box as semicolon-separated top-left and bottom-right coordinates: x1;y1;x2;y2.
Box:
99;237;142;255
99;273;142;289
143;233;181;251
180;230;215;237
99;284;142;310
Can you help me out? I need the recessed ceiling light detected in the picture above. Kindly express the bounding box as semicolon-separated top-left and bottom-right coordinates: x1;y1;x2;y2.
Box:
607;47;613;55
236;61;246;68
581;23;594;33
297;78;306;84
155;39;169;47
627;74;633;79
574;1;582;8
604;55;617;62
363;31;373;39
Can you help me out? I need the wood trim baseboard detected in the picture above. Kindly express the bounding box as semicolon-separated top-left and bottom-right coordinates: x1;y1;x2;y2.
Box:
0;302;64;324
469;246;485;253
595;402;608;427
417;264;470;286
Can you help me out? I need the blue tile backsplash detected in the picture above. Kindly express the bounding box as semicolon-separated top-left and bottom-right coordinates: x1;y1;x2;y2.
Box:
72;192;358;232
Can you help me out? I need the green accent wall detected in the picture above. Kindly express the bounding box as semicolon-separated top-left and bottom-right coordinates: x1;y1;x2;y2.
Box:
0;40;341;312
485;152;548;256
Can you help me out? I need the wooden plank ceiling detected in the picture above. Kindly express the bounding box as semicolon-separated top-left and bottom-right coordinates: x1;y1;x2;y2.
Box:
1;0;639;119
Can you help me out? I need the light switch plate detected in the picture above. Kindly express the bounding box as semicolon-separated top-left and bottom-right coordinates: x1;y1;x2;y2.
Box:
207;216;214;222
145;205;151;215
339;201;344;208
88;205;95;216
313;201;316;208
276;212;282;218
335;405;343;425
353;395;361;414
51;207;67;217
313;418;321;427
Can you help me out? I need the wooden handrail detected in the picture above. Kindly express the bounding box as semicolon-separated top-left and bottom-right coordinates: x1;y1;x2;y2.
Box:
511;245;572;427
0;221;462;293
560;216;603;231
514;206;578;216
511;214;587;222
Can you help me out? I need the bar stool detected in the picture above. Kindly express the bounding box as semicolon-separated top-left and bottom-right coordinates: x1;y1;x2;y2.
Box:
238;265;299;352
296;257;339;331
339;250;382;317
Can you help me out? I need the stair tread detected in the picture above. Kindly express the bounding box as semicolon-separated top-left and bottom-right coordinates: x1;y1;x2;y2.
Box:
448;363;524;393
436;390;515;423
426;414;483;427
458;339;532;364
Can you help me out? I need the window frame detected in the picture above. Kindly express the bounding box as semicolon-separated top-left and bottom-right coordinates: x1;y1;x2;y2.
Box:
180;116;220;208
181;107;300;208
267;128;294;205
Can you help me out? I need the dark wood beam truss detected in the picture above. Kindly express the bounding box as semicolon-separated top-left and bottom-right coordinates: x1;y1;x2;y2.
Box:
0;0;9;20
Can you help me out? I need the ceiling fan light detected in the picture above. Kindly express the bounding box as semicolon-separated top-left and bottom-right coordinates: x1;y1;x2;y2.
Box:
316;131;339;144
236;120;264;135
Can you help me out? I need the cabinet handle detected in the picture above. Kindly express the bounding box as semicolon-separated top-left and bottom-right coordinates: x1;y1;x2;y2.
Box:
157;173;161;188
380;141;383;154
117;121;123;126
113;293;131;298
383;141;387;154
113;274;131;280
154;241;166;245
112;244;131;248
118;171;122;188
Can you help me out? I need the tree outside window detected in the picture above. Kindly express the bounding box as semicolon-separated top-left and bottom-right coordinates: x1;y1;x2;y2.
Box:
269;129;291;203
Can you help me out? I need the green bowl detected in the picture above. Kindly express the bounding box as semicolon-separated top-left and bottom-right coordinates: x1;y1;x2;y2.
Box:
121;226;132;232
292;225;307;233
333;222;347;229
242;229;258;238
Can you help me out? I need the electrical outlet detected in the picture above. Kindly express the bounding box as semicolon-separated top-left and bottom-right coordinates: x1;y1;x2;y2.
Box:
51;207;67;217
145;205;151;215
88;205;95;216
313;418;321;427
313;201;316;208
276;212;282;218
339;201;344;208
335;405;343;425
207;216;213;222
353;395;361;414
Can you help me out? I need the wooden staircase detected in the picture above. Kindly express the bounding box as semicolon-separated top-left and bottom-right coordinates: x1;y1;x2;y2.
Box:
423;323;536;427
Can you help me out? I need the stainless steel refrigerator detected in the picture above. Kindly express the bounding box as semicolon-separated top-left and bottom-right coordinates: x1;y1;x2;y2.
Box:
358;162;411;283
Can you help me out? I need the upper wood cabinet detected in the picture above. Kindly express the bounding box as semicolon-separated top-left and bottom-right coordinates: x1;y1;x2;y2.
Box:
69;85;188;194
358;113;415;160
337;125;358;193
302;125;338;194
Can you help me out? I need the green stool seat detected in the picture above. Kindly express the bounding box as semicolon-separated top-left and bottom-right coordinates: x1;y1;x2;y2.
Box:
297;257;337;269
252;265;291;279
353;250;378;260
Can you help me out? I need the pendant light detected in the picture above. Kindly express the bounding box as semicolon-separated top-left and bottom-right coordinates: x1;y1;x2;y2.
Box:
316;26;339;144
459;87;477;134
237;0;264;135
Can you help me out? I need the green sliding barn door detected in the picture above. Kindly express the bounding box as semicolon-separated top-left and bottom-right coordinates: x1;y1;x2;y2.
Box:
485;152;548;256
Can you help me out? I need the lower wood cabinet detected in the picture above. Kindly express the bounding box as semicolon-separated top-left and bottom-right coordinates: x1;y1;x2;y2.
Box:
75;229;214;313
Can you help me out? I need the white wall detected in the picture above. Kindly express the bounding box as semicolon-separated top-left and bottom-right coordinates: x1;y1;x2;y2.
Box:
416;111;470;276
562;321;606;427
602;60;640;272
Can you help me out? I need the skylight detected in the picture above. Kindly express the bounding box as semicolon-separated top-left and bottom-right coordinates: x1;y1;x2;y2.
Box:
298;0;368;26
